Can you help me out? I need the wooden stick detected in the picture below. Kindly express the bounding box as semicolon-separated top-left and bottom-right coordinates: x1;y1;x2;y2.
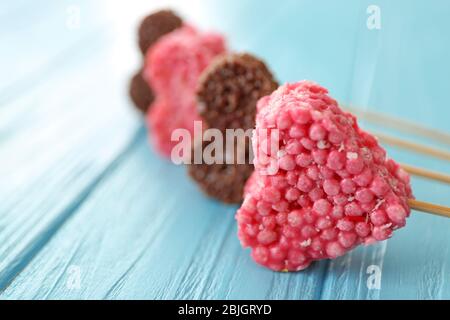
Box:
343;105;450;147
400;163;450;184
408;199;450;218
376;133;450;162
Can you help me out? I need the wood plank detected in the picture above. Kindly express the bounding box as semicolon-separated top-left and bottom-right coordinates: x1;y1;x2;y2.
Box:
1;136;325;299
0;1;137;107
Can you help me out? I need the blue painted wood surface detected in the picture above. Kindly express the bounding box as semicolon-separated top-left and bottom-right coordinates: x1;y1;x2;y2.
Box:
0;0;449;299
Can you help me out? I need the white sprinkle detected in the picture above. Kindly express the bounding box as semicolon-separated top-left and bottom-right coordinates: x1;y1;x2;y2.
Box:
346;152;358;160
338;143;345;152
348;196;355;202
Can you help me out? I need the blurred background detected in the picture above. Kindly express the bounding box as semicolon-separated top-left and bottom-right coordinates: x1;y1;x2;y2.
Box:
0;0;449;299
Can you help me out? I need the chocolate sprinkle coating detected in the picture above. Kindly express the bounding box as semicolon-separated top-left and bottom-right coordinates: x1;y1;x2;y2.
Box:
197;53;278;132
138;10;183;55
188;139;254;204
129;70;154;114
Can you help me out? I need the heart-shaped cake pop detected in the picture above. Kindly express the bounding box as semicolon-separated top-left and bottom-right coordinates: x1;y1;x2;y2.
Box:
236;81;413;271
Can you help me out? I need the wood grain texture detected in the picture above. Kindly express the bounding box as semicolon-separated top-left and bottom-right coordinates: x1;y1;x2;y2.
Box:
0;135;325;299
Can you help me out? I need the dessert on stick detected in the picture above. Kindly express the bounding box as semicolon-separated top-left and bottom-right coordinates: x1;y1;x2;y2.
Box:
188;53;278;203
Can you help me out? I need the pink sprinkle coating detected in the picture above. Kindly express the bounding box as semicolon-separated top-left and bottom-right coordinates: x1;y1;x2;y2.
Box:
144;26;226;157
236;81;413;271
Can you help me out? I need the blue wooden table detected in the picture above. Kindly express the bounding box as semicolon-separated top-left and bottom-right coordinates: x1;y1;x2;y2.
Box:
1;0;449;299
